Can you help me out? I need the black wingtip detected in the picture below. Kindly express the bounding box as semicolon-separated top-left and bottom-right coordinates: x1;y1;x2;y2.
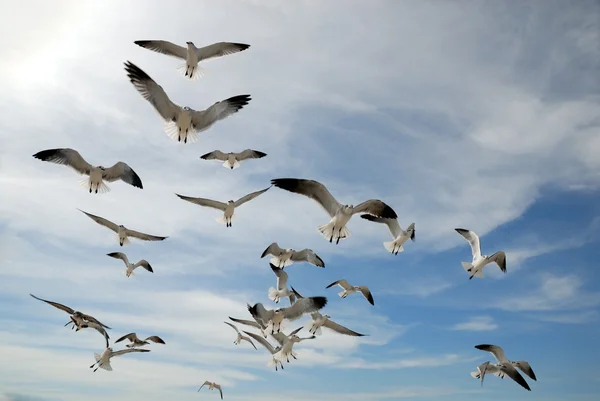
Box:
360;214;378;221
225;94;252;110
269;263;280;271
131;172;143;189
32;149;58;161
124;60;151;82
234;43;251;51
311;296;328;309
199;152;212;160
146;264;154;273
316;256;325;268
380;203;398;219
455;228;468;234
325;281;338;289
253;150;267;158
270;178;302;191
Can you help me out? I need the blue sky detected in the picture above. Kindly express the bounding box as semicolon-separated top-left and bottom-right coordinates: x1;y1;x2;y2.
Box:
0;0;599;400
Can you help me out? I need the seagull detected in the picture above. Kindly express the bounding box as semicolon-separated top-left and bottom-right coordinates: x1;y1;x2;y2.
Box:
268;263;296;305
78;209;168;246
471;361;507;385
32;148;143;194
260;242;325;268
361;216;415;255
134;40;250;80
248;296;328;334
106;252;153;277
114;333;166;348
124;61;251;144
326;279;374;306
242;331;285;371
455;228;507;279
175;186;271;227
29;294;111;331
223;322;258;350
198;381;224;399
271;327;316;364
89;347;150;372
270;178;397;244
474;344;536;391
200;149;267;170
228;315;268;339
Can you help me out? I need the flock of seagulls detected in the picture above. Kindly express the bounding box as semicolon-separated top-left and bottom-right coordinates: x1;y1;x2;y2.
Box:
25;37;534;397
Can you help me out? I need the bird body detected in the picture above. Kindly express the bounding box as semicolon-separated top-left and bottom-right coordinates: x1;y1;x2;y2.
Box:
114;332;165;348
106;252;153;277
361;215;415;255
90;347;150;372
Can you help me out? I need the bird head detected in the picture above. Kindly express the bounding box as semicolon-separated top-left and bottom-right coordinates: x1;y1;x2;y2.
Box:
228;200;235;204
186;41;194;46
290;335;301;342
98;166;105;170
344;204;354;211
323;314;331;319
183;106;191;111
118;224;125;228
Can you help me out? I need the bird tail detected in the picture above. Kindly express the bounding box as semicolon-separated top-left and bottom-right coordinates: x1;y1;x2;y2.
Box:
223;160;241;170
216;213;234;225
79;179;110;194
317;221;351;243
163;121;200;144
176;63;205;80
270;256;293;268
313;325;322;336
384;239;404;254
337;290;346;298
94;353;102;362
470;371;481;379
124;269;135;277
120;235;131;246
462;262;484;279
99;361;113;371
268;287;280;302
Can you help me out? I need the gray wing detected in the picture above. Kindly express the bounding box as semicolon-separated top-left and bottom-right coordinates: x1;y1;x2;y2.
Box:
322;319;366;337
261;242;283;259
474;344;508;363
224;321;241;334
198;380;211;391
134;40;188;59
124;228;168;242
281;296;327;321
228;316;264;330
243;331;277;354
106;252;130;267
80;322;110;348
213;383;223;400
144;336;165;344
352;200;398;219
360;215;402;238
32;148;93;175
358;286;375;306
124;61;180;122
236;149;267;161
248;303;275;325
233;186;271;208
29;294;75;315
111;348;151;358
195;42;250;62
455;228;482;259
488;251;507;273
190;94;252;133
199;150;229;161
102;162;143;189
78;209;119;233
115;332;137;344
326;279;351;291
290;249;325;267
270;178;341;217
176;194;228;211
269;263;288;290
134;260;153;273
240;336;258;350
270;331;288;346
500;362;531;391
513;361;536;381
290;287;305;300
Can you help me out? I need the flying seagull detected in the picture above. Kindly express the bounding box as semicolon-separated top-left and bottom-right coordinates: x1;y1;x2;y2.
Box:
106;252;153;277
228;315;268;339
271;178;397;244
79;209;168;246
326;279;374;306
474;344;536;391
361;216;415;255
268;263;296;305
260;242;325;268
29;294;110;330
125;61;251;144
242;331;285;371
114;333;166;348
90;347;150;372
175;186;271;227
223;322;257;350
197;381;224;399
471;361;507;385
32;148;143;194
134;40;250;80
455;228;507;279
270;327;316;364
200;149;267;170
248;296;328;334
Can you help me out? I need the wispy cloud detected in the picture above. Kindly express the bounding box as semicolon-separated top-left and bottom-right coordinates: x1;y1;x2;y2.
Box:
451;316;498;332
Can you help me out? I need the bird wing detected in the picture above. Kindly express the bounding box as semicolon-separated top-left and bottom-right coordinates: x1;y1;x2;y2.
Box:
32;148;94;175
78;210;119;233
124;61;180;122
290;286;304;300
228;316;263;330
241;336;258;350
352;199;398;219
290;249;325;267
326;279;351;290
243;331;276;354
82;322;110;348
248;303;275;325
111;348;151;358
288;292;296;305
358;286;375;305
360;215;402;238
125;228;168;242
270;178;342;217
134;40;188;59
455;228;482;259
199;150;229;161
282;296;328;321
198;380;212;391
214;383;223;400
102;162;143;189
29;294;75;315
488;251;507;273
175;194;228;211
269;263;288;290
224;321;241;334
79;313;111;329
514;361;537;381
190;95;252;133
135;260;153;273
233;186;271;208
323;319;366;336
474;344;508;363
261;242;282;258
144;336;165;344
106;252;130;267
115;332;137;343
236;149;267;161
195;42;250;62
270;331;288;346
288;327;304;336
500;362;531;391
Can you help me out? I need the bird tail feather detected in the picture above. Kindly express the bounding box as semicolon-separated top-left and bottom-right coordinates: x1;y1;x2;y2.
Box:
317;221;351;242
268;287;280;302
223;160;240;170
176;63;205;80
270;256;293;268
163;121;200;144
79;179;110;194
384;240;404;254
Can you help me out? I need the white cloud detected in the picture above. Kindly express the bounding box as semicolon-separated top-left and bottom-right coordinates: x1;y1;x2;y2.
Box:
451;316;498;332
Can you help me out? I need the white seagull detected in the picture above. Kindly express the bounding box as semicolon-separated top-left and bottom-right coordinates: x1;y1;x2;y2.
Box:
200;149;267;170
106;252;153;277
471;361;506;385
474;344;536;391
197;381;224;399
79;209;168;246
326;279;374;306
271;178;397;244
223;322;258;350
361;215;415;255
248;296;328;334
260;242;325;268
32;148;143;194
125;61;251;144
114;332;166;348
268;263;296;305
175;186;271;227
455;228;507;279
241;331;285;371
89;347;150;372
134;40;250;80
270;327;316;364
228;315;268;339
